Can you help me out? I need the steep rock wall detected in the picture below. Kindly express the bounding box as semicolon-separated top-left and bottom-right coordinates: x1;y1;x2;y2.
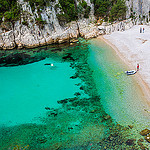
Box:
0;0;97;50
126;0;150;24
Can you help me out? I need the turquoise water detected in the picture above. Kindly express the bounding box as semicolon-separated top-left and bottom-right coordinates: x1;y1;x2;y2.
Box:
88;39;150;128
0;40;150;149
0;58;82;126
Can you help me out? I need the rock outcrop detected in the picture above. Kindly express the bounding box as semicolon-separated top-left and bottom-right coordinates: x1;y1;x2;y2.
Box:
126;0;150;24
98;19;134;35
0;0;98;50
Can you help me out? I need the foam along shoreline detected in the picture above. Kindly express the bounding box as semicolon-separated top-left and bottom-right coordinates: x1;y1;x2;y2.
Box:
99;25;150;107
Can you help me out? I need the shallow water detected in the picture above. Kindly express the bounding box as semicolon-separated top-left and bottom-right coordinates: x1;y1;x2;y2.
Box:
88;39;150;128
0;39;150;149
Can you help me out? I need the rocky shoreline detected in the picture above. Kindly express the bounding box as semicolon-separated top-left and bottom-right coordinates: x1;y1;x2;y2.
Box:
0;0;136;50
0;18;135;50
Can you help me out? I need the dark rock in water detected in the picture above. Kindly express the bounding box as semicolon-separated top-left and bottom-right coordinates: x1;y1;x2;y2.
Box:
37;136;47;143
74;92;81;96
0;51;46;67
68;127;73;130
80;86;84;90
104;115;111;120
45;107;51;110
62;53;74;61
51;48;62;52
57;99;68;104
0;53;30;66
138;138;144;142
50;112;57;117
140;129;150;136
70;75;77;79
128;125;133;129
126;139;135;145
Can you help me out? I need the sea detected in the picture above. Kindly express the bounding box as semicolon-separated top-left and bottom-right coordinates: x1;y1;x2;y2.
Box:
0;38;150;149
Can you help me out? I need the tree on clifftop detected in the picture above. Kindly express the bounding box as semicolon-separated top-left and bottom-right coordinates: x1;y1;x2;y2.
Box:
110;0;127;21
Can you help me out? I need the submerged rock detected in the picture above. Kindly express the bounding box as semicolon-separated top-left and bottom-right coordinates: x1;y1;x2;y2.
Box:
140;129;150;136
37;136;47;143
57;100;68;104
126;139;135;145
45;107;51;110
104;115;111;120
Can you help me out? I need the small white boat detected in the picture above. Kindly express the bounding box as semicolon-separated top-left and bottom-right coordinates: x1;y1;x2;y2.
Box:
125;70;136;75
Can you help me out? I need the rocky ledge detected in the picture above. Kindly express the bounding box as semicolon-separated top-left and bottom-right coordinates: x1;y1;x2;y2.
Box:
0;18;135;50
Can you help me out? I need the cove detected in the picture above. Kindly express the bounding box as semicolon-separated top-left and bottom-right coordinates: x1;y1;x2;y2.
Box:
0;39;150;149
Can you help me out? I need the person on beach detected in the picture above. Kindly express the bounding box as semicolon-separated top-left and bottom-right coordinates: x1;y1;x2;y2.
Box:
137;63;139;71
140;27;142;33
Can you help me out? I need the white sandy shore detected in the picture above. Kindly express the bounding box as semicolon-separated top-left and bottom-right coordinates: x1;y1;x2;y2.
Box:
101;25;150;104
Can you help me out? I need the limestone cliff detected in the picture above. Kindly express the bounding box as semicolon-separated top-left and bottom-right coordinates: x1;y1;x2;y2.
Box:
0;0;98;50
126;0;150;24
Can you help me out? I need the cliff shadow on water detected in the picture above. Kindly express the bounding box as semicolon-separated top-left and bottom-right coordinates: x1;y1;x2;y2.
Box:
0;39;148;150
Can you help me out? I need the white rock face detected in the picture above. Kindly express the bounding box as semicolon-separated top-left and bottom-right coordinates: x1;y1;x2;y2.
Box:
126;0;150;24
97;19;134;35
0;0;96;49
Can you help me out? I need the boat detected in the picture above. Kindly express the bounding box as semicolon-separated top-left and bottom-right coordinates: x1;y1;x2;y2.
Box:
125;70;136;75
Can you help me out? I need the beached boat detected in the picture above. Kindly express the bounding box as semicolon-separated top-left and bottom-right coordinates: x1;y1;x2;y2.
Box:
125;70;136;75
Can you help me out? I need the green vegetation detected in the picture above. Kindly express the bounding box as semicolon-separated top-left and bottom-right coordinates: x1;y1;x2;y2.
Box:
58;0;78;22
0;0;127;28
57;0;91;24
0;0;21;25
93;0;112;17
35;17;46;25
79;1;91;18
22;20;28;26
93;0;127;22
84;6;91;18
24;0;46;12
110;0;127;21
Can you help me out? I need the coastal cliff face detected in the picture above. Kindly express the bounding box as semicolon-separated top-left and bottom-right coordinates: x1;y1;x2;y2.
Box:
0;0;98;50
126;0;150;24
0;0;150;50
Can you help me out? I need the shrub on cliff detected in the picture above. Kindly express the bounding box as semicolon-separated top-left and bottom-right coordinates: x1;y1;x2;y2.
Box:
110;0;127;21
93;0;127;22
24;0;46;12
77;1;91;19
0;0;20;24
93;0;111;17
57;13;70;26
35;17;46;29
84;6;91;18
59;0;78;22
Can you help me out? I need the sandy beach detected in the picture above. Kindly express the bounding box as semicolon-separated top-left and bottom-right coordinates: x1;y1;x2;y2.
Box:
100;25;150;105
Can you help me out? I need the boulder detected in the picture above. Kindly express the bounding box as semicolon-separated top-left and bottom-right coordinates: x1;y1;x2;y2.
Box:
126;139;135;145
140;129;150;136
104;115;111;120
